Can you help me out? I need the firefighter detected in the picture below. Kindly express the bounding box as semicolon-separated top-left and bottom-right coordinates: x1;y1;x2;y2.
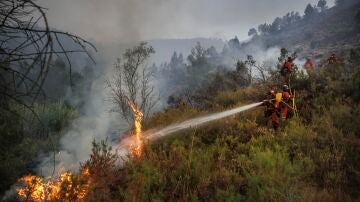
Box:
304;57;314;76
263;89;276;105
280;85;292;120
327;53;337;64
263;89;276;126
271;106;280;130
303;57;314;69
281;57;294;85
263;89;281;130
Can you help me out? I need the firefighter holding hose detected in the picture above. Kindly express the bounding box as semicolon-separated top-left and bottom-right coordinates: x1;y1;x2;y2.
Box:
263;89;278;129
263;88;281;130
263;85;295;130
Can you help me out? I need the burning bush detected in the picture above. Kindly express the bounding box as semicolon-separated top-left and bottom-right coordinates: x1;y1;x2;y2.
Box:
15;140;119;201
16;167;90;202
82;140;119;201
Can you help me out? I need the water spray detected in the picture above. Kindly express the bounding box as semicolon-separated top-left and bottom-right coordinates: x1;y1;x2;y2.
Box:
118;102;264;155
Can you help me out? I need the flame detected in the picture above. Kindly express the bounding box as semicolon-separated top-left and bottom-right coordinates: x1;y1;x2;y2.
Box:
16;175;48;201
16;166;91;201
128;101;144;157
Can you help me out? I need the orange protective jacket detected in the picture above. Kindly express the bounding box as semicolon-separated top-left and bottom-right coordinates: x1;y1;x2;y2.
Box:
283;61;294;71
281;91;291;119
304;59;313;68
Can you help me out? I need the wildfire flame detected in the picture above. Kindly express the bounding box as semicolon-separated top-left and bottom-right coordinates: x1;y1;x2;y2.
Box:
16;166;91;201
16;101;144;200
128;101;144;157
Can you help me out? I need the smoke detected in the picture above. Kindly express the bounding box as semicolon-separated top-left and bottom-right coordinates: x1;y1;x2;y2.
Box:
37;60;124;176
33;41;137;176
38;0;331;43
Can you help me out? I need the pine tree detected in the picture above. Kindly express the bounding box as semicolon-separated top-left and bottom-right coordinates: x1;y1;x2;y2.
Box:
228;36;241;50
356;10;360;25
317;0;327;12
304;4;316;18
248;28;258;36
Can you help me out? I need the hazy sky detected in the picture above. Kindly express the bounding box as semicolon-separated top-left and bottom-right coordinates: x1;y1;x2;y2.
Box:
39;0;334;43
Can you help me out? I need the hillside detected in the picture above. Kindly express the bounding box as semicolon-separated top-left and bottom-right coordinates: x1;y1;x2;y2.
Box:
10;46;360;201
51;1;359;200
242;0;360;58
2;0;360;201
106;49;360;201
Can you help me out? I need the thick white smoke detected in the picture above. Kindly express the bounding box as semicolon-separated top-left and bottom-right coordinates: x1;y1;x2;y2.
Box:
32;39;140;176
39;0;329;43
37;58;129;176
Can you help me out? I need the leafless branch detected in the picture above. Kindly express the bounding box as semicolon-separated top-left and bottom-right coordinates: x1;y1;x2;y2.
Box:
0;0;96;119
108;42;157;124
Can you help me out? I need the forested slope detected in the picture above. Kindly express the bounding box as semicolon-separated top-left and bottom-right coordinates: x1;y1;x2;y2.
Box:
243;0;360;58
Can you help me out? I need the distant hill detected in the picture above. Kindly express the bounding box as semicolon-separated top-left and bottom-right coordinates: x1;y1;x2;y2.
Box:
242;0;360;59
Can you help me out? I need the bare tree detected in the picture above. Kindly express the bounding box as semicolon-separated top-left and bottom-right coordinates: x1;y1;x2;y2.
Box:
237;55;270;84
244;55;269;83
108;42;158;123
0;0;95;117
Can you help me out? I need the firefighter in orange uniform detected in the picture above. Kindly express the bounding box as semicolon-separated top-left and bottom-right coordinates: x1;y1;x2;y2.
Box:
263;88;283;130
304;57;314;69
263;89;277;128
280;85;292;120
281;57;294;85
